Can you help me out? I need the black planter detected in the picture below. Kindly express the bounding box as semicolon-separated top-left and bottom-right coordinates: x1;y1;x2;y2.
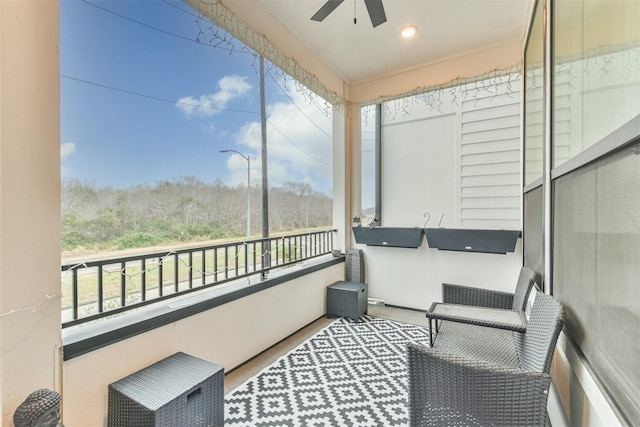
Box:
425;228;521;254
352;227;424;248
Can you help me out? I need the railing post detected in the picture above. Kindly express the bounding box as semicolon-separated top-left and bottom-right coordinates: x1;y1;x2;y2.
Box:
201;249;206;285
188;252;193;289
174;253;179;293
98;265;104;313
72;268;79;321
261;237;271;281
224;247;229;279
120;261;126;308
158;257;164;297
214;249;218;282
234;245;239;276
244;243;249;276
141;258;146;302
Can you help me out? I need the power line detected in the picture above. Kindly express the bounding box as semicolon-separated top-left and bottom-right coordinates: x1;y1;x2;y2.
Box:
65;2;332;169
266;70;332;139
79;0;251;55
61;74;260;116
160;0;200;18
267;120;331;168
62;74;331;168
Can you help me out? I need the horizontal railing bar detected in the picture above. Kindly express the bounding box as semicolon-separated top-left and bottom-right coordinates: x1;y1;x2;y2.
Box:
61;230;335;269
61;230;337;274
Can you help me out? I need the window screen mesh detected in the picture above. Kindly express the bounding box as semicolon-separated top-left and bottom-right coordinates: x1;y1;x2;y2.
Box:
553;140;640;425
524;186;543;288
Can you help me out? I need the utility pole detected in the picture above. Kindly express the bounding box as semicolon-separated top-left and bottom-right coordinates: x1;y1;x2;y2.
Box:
260;56;270;279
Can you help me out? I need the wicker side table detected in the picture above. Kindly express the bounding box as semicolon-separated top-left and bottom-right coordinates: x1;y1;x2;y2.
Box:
327;281;368;321
108;352;224;427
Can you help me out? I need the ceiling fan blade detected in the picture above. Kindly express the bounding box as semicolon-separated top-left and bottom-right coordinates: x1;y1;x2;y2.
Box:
311;0;345;22
364;0;387;27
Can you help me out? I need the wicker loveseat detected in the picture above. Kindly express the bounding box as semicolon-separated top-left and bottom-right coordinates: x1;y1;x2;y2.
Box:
408;291;565;426
442;266;537;312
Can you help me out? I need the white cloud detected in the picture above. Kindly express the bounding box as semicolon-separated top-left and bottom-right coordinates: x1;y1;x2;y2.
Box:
228;82;333;193
61;142;76;160
61;142;76;178
177;75;252;117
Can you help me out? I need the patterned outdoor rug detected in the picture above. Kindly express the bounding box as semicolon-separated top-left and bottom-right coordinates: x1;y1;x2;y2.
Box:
224;316;432;426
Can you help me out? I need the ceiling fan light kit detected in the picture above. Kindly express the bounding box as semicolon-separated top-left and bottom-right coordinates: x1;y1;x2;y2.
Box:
401;25;418;38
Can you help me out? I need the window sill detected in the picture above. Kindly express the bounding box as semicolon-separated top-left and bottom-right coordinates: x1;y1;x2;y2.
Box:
62;255;344;360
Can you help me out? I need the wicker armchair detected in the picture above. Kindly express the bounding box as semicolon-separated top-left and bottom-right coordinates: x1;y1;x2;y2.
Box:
442;266;537;311
424;267;537;344
408;291;565;426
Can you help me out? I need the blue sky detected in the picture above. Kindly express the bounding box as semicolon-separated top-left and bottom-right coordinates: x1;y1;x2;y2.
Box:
60;0;333;194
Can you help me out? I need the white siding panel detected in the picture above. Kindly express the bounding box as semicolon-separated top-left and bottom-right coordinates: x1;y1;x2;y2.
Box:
462;114;520;133
462;103;520;122
462;162;520;177
461;185;521;198
462;218;521;229
461;138;519;155
462;127;520;144
461;173;520;187
462;208;521;220
461;92;521;110
461;150;520;166
462;196;520;209
458;79;521;228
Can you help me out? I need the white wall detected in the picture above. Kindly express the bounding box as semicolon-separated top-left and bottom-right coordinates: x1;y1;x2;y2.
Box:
355;77;523;309
362;243;523;310
62;263;343;426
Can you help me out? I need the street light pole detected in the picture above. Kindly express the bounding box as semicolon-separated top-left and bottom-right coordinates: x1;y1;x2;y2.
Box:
219;149;250;239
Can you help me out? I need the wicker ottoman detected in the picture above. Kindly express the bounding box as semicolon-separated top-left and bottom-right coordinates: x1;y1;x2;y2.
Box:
108;352;224;427
327;281;368;321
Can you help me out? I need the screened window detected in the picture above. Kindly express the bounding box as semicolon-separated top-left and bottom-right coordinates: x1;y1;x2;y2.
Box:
553;0;640;168
523;186;543;285
60;0;333;256
551;1;640;423
523;0;544;187
553;139;640;425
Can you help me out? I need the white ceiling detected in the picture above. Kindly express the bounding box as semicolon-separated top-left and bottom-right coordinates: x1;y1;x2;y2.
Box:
249;0;533;85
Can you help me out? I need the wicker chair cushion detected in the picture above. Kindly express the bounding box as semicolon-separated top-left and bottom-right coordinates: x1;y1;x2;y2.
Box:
433;321;520;368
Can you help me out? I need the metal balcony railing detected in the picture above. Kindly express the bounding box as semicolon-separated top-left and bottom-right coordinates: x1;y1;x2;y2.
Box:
61;229;336;327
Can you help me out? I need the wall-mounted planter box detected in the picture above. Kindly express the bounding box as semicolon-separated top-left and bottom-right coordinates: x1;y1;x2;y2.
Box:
425;228;521;254
352;227;424;248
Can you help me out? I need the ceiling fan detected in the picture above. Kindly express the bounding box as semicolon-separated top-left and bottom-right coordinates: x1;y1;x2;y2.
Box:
311;0;387;28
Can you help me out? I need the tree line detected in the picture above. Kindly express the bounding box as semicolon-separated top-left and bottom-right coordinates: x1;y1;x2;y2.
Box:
61;177;333;254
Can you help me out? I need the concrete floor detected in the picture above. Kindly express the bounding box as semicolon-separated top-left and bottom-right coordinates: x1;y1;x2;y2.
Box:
224;303;428;394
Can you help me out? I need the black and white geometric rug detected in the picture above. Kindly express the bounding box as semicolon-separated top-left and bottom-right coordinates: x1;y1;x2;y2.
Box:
224;316;432;426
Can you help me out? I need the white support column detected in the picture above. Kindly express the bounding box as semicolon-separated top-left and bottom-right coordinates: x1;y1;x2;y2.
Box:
332;101;355;253
0;1;62;424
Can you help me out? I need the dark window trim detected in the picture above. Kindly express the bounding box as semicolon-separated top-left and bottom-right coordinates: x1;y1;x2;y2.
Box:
551;114;640;180
523;178;543;194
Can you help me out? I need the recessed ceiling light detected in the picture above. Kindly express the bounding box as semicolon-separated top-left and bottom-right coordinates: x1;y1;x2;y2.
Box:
401;25;418;39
